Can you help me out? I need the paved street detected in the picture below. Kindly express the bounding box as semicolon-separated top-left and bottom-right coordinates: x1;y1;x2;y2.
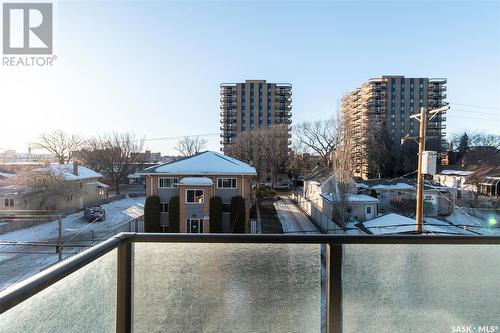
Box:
0;197;144;291
274;198;320;234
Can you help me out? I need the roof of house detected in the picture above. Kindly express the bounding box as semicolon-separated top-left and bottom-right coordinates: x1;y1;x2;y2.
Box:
0;172;15;178
322;193;380;203
178;177;214;186
356;178;415;190
33;164;103;181
440;170;475;176
355;213;475;235
141;151;256;176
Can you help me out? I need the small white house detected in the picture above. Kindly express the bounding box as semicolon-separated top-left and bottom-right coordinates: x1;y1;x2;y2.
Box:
304;174;378;222
321;193;379;222
433;170;476;201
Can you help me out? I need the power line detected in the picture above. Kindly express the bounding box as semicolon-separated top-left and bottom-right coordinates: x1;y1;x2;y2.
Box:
422;179;490;233
449;102;500;110
144;133;219;142
450;108;500;116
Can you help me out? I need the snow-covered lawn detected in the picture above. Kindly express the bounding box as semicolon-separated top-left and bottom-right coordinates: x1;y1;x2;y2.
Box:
0;196;145;291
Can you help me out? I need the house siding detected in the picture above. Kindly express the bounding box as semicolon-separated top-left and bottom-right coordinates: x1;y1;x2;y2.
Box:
146;174;254;233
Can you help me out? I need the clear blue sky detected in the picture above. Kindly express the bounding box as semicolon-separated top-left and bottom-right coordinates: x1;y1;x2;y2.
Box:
1;0;499;154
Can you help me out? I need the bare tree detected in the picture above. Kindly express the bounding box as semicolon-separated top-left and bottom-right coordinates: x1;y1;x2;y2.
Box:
330;114;355;228
228;125;289;189
15;169;73;211
175;136;208;157
31;130;83;164
288;144;314;189
261;125;290;187
294;118;336;164
450;131;500;150
366;119;392;178
78;132;144;195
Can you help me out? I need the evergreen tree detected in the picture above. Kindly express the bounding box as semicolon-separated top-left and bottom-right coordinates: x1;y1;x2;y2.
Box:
230;196;246;233
209;196;223;232
144;195;161;232
168;196;180;232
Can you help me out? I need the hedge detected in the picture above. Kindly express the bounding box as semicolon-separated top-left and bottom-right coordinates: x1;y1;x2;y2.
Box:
144;195;161;232
210;196;223;232
230;196;246;233
168;196;180;233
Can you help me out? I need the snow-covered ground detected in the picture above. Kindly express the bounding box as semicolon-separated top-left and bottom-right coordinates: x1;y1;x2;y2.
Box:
0;196;145;291
274;199;320;234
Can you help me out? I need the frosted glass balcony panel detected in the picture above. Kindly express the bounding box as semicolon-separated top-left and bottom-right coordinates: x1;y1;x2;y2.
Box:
0;249;117;333
133;243;324;333
343;244;500;333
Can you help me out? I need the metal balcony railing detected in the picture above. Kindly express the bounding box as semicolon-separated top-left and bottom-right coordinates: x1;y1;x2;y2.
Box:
1;233;499;333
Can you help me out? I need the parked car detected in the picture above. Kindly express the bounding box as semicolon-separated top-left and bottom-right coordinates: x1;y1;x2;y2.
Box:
84;206;106;222
275;182;291;190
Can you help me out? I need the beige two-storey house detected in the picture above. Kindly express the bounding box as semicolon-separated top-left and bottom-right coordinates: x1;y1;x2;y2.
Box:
141;151;256;233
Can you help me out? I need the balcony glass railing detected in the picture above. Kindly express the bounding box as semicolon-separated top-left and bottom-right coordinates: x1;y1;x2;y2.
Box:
0;234;499;333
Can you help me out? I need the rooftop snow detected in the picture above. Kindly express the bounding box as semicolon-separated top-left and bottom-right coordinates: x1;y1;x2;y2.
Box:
357;213;475;235
0;172;15;178
370;183;415;190
322;193;380;203
178;177;214;186
142;151;256;175
33;164;103;181
440;170;474;176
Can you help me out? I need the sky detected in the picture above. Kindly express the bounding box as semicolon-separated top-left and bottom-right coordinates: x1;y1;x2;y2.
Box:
0;0;499;155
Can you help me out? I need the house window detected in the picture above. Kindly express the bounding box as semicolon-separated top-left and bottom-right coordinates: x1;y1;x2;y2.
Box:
159;177;178;188
425;195;432;200
366;206;372;214
347;207;352;213
4;198;14;207
397;191;404;196
67;194;73;202
186;189;204;204
160;203;169;213
217;178;237;189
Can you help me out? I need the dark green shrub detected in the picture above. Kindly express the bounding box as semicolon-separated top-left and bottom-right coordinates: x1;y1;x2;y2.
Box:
210;196;223;233
168;196;180;233
230;196;246;233
369;189;378;198
144;195;161;232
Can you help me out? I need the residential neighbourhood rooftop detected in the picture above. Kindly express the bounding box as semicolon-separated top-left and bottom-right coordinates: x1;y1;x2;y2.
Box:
355;213;477;235
322;193;380;203
33;164;103;181
141;151;257;175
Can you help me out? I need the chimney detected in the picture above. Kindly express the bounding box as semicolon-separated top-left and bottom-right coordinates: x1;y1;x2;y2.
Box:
73;161;79;176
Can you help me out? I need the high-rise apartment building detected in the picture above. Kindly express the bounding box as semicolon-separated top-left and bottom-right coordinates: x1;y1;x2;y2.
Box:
342;76;447;179
220;80;292;153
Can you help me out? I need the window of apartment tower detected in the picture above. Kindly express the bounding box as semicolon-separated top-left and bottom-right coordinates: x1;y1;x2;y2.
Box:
186;189;204;204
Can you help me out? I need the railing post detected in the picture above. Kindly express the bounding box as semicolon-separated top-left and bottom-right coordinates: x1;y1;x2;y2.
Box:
328;244;342;333
116;241;132;333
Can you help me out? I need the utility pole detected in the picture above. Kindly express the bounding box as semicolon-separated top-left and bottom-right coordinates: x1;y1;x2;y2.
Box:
415;107;427;233
57;217;63;262
411;104;449;234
